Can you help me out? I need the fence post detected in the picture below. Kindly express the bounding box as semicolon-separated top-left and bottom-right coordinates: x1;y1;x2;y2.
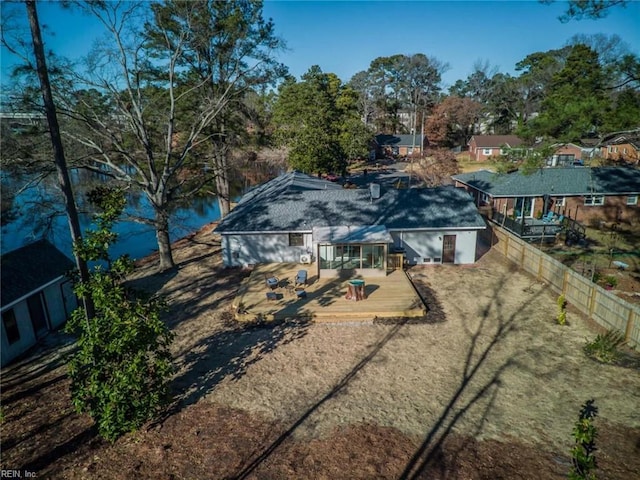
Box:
562;270;569;295
624;308;634;343
588;284;597;319
537;253;543;280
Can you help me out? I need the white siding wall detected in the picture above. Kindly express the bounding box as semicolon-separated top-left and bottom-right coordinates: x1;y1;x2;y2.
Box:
1;278;76;367
222;233;313;267
390;229;478;265
1;301;37;367
43;281;75;329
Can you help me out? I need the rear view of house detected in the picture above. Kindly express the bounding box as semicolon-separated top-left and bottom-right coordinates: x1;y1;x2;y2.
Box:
214;171;487;277
1;240;78;366
375;134;428;158
467;135;524;161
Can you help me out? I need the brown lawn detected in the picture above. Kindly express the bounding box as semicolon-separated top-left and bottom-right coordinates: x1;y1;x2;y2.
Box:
1;223;639;479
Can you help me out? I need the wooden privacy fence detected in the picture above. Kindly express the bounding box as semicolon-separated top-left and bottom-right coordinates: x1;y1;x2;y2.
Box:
490;226;640;350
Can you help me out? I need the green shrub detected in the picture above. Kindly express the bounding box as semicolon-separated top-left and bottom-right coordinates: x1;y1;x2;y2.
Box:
603;275;618;288
569;399;598;480
556;294;567;325
583;329;626;364
67;187;174;442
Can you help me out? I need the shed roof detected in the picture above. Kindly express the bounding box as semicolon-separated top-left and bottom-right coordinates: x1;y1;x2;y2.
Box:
215;174;486;234
1;239;75;308
452;167;640;197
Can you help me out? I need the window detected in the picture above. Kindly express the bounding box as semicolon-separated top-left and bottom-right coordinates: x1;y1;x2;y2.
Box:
288;233;304;246
554;196;566;207
480;193;490;205
627;195;638;205
482;148;492;155
3;309;20;345
584;195;604;206
320;244;384;270
557;154;575;166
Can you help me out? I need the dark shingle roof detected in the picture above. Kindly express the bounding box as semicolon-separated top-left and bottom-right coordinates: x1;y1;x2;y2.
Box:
238;171;342;205
469;135;524;148
1;239;75;308
215;177;486;234
452;167;640;197
375;134;426;147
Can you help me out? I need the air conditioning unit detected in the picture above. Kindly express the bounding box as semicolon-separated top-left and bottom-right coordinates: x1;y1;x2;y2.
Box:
300;254;311;264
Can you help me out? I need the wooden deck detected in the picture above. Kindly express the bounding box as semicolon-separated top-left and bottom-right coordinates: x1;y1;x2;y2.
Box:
232;263;426;322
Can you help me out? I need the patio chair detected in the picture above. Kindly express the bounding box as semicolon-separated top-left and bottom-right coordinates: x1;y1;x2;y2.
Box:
266;291;278;301
265;275;279;290
542;211;555;223
295;270;307;287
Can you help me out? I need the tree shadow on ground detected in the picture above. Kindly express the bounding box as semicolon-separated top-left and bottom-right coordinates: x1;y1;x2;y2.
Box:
168;316;311;411
231;320;408;480
399;271;551;479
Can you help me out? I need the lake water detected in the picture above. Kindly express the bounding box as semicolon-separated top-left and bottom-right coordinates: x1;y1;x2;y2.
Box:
1;182;222;261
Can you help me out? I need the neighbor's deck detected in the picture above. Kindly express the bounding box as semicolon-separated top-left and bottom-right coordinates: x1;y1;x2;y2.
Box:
232;263;426;322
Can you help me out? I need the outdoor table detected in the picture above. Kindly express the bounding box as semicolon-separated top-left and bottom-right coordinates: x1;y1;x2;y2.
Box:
345;279;366;301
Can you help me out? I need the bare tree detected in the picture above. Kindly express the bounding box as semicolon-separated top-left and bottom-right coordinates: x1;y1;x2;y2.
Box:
55;1;285;271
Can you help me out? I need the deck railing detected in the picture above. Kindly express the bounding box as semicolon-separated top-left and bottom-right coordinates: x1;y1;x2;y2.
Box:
491;211;562;239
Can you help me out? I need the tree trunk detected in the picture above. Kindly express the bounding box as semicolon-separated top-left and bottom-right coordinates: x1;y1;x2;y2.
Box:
26;0;94;321
154;207;175;271
213;147;231;218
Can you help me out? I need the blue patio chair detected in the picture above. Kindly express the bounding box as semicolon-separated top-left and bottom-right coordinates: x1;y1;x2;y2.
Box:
266;275;279;290
542;211;555;223
295;269;307;286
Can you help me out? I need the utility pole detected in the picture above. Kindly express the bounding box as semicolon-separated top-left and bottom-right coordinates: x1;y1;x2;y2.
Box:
409;106;417;188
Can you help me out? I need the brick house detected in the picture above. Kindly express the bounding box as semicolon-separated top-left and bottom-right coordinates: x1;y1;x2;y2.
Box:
547;142;596;166
467;135;525;161
452;166;640;226
375;134;428;158
600;135;640;164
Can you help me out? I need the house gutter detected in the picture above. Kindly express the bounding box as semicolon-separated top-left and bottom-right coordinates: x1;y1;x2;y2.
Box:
219;230;314;235
0;275;67;312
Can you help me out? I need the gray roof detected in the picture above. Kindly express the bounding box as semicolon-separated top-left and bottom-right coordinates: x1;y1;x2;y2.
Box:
452;167;640;197
1;239;75;308
375;134;426;147
215;174;486;234
237;170;342;205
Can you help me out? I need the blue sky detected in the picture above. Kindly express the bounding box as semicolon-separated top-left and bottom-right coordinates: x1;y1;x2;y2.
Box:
1;0;639;89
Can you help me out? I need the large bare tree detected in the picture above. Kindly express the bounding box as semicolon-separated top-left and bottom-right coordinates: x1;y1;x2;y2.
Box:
57;0;285;271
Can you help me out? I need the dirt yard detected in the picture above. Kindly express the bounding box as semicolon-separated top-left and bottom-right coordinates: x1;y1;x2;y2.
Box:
1;223;639;479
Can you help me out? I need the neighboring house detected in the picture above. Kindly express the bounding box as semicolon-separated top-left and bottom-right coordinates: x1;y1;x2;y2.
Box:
467;135;525;161
1;240;77;367
547;142;594;166
452;167;640;226
214;171;486;276
375;134;428;158
600;135;640;164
